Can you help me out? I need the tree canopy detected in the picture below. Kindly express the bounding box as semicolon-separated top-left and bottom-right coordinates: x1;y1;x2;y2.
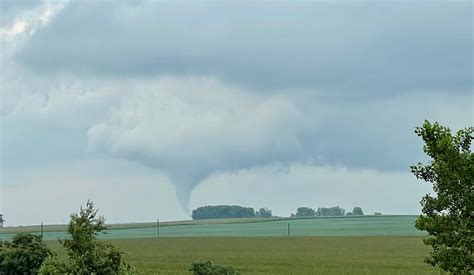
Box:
351;207;364;216
256;207;273;218
411;120;473;273
294;207;316;217
316;206;345;216
192;205;256;220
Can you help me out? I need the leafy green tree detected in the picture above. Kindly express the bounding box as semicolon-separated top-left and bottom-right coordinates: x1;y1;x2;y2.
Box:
316;206;345;216
0;233;54;274
256;207;273;218
39;200;134;274
352;207;364;216
411;121;473;273
294;207;316;217
190;261;240;275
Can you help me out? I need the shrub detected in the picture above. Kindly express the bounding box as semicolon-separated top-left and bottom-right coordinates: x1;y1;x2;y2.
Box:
0;233;54;274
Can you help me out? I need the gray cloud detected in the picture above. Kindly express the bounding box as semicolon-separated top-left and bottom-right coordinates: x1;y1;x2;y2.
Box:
1;0;472;218
0;0;43;26
16;1;472;95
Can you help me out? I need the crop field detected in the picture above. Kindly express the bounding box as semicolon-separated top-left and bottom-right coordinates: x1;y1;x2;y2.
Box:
2;216;443;274
47;236;440;274
0;215;424;240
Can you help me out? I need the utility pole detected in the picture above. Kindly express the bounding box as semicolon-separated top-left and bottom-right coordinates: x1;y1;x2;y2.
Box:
287;223;290;237
157;219;160;238
41;222;44;238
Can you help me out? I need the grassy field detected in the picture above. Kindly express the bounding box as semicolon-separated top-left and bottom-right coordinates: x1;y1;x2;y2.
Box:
47;236;441;274
3;216;441;274
0;215;423;240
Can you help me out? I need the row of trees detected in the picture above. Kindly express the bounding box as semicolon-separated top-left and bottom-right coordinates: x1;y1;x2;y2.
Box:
191;205;368;219
191;205;274;219
291;206;364;217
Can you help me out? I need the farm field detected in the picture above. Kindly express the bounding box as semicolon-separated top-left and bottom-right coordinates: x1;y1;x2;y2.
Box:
0;215;424;240
47;236;441;274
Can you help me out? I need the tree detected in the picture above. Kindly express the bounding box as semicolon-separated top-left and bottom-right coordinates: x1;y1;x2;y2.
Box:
316;206;345;216
191;205;256;220
256;207;273;218
411;121;473;273
294;207;316;217
0;233;53;274
39;200;134;274
352;207;364;216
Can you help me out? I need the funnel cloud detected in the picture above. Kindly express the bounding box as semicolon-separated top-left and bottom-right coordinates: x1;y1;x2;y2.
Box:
87;77;306;211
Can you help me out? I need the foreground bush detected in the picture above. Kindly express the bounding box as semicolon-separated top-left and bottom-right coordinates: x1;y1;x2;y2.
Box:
190;261;240;275
0;233;54;274
39;200;135;274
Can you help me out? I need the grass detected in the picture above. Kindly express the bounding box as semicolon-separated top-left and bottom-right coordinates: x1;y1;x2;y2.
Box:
47;236;442;274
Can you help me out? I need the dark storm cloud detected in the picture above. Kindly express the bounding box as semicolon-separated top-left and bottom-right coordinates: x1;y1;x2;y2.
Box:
16;1;472;95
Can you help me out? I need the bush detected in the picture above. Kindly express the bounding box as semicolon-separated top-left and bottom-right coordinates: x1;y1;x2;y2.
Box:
0;233;54;274
38;256;70;274
190;261;240;275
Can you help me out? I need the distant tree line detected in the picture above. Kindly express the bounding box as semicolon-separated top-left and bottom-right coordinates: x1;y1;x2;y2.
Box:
191;205;274;220
191;205;375;219
291;206;365;217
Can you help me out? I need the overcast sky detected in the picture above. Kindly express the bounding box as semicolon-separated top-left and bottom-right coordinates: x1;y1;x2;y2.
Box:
1;0;472;226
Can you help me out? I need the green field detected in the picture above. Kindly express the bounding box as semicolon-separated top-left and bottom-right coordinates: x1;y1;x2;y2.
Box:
0;215;424;240
3;216;442;274
47;236;440;274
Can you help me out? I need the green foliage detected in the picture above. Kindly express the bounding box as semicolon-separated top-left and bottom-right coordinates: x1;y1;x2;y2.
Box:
374;212;382;216
190;261;240;275
192;205;256;219
294;207;316;217
39;200;134;274
256;207;273;218
316;206;345;216
38;256;70;274
352;207;364;216
0;233;54;274
411;120;473;273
